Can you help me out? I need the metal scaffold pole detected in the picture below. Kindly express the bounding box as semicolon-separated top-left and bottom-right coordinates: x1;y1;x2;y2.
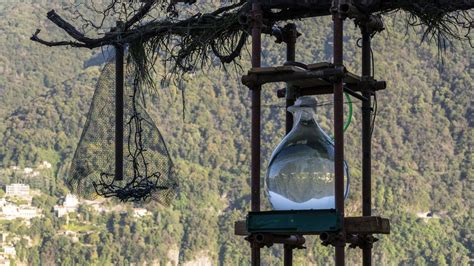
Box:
283;23;298;266
285;23;297;135
114;41;124;181
333;3;345;266
250;3;262;266
361;23;373;266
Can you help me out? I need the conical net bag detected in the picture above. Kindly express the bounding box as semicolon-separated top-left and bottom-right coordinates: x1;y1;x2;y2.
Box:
68;59;178;203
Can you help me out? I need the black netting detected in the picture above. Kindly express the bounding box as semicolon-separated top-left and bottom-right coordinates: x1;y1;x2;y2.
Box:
68;59;178;204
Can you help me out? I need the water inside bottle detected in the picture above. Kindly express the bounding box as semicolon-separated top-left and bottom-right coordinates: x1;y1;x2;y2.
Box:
265;97;349;210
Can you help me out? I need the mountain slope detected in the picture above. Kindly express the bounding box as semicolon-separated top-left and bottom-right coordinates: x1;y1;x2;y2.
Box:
0;2;472;265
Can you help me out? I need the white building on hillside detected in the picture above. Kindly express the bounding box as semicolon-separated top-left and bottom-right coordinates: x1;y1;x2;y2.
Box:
54;194;79;218
38;161;52;169
1;204;39;220
0;255;10;266
63;194;79;208
5;184;30;197
2;246;15;257
23;168;33;174
133;208;149;218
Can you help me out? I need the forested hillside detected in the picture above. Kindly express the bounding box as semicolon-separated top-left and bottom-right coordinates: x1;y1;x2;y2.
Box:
0;1;472;265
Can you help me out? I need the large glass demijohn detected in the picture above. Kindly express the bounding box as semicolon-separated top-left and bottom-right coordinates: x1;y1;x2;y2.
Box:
265;96;350;210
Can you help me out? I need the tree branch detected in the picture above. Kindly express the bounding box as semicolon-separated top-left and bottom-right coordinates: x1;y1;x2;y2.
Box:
30;29;89;48
46;10;95;43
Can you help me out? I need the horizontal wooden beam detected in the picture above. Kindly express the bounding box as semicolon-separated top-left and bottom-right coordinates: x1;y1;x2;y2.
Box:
235;220;247;236
241;64;347;88
345;216;390;234
235;216;390;236
263;0;474;22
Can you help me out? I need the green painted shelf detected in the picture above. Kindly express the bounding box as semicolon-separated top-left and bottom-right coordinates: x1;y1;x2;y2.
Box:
246;209;342;234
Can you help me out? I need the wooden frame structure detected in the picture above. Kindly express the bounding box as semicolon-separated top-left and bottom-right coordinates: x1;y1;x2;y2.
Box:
235;1;390;265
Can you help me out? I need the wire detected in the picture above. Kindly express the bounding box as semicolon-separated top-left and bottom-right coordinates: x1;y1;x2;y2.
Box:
343;91;353;132
370;43;377;138
261;101;353;108
370;92;378;138
263;93;354;133
371;45;375;77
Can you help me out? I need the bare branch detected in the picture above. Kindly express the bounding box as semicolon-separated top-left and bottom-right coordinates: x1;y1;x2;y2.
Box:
30;29;89;48
47;10;95;43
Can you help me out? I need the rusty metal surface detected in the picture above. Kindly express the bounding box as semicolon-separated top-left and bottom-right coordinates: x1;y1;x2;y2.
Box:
250;3;262;265
249;234;306;247
345;217;390;234
333;11;346;266
115;43;124;181
284;23;298;135
284;244;293;266
242;65;347;88
255;0;474;21
283;23;298;264
361;23;373;266
235;216;390;236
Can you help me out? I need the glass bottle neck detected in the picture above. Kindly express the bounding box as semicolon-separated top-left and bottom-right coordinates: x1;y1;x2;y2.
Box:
291;107;317;128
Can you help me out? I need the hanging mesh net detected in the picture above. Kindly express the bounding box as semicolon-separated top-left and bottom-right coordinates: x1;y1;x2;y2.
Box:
68;59;178;203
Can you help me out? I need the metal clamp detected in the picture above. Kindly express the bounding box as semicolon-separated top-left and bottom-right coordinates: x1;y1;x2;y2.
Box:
273;23;301;44
359;76;386;93
245;233;306;249
347;234;379;249
356;14;385;34
320;231;346;248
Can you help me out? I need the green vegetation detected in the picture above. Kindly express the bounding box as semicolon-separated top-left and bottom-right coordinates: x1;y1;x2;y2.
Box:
0;1;472;265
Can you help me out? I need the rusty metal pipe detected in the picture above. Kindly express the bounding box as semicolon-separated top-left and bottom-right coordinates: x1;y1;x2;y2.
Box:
250;3;262;266
285;23;297;135
242;66;346;87
255;234;305;246
283;23;298;266
361;23;373;266
115;42;124;181
284;244;293;266
333;10;345;266
344;86;368;102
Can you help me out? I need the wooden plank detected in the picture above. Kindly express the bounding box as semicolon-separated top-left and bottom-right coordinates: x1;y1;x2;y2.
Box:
243;67;343;87
258;0;332;10
248;65;304;75
307;62;333;70
290;78;331;88
344;72;361;84
345;216;390;234
235;220;248;236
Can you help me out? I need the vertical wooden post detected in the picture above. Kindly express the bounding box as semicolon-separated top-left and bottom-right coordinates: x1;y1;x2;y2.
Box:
250;3;262;266
284;23;298;266
285;23;297;134
333;7;345;266
114;29;124;181
361;24;372;266
284;244;293;266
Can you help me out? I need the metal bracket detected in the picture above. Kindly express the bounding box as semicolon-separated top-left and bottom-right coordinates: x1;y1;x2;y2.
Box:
320;231;347;247
347;234;379;249
331;0;351;19
358;76;386;94
273;23;301;44
343;86;368;101
245;233;306;249
356;14;385;35
320;232;379;249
